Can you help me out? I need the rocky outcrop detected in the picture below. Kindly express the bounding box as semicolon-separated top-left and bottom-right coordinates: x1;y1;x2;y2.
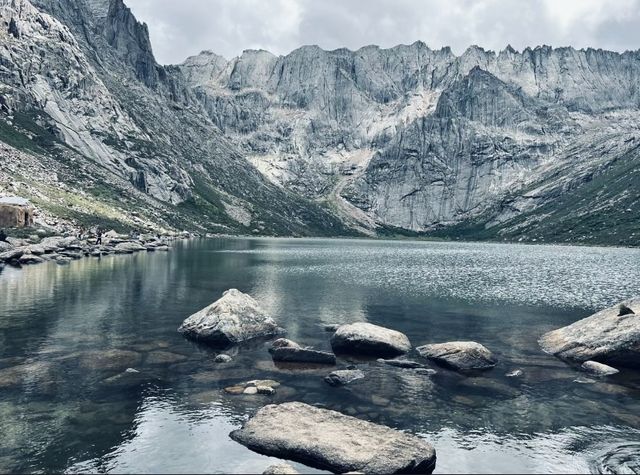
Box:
330;322;411;357
416;341;497;371
581;361;619;376
230;402;437;474
539;298;640;368
178;289;284;346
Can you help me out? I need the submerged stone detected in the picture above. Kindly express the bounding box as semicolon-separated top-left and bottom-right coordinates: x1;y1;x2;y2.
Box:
581;360;619;376
230;402;436;474
324;369;365;386
416;341;497;371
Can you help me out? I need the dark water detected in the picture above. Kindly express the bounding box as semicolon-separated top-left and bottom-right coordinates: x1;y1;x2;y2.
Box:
1;237;640;474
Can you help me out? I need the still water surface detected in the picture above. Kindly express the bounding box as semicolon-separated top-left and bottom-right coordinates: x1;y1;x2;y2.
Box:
1;237;640;474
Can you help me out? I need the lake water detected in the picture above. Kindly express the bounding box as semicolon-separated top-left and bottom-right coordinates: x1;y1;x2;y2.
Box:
1;237;640;474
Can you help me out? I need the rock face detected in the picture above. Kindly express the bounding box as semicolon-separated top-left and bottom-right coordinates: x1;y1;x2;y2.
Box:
416;341;498;371
0;197;34;228
539;298;640;368
331;322;411;357
230;402;437;474
178;289;284;346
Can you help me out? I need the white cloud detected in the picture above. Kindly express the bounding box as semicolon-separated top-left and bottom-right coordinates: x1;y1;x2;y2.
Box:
125;0;640;65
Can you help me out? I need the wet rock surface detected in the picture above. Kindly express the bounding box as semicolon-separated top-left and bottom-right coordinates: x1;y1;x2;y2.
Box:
324;369;365;386
230;402;437;474
582;361;620;376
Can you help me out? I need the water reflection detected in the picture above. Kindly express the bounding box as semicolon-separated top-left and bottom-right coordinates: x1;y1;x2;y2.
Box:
0;237;639;473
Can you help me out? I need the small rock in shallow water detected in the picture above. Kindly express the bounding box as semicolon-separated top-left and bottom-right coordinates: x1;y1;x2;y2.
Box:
331;322;411;357
416;341;497;371
414;368;437;376
270;345;336;365
506;369;524;378
324;369;365;386
224;385;245;395
214;354;232;363
246;379;280;388
243;386;258;395
256;385;275;395
263;463;299;474
582;360;620;376
270;338;301;349
574;376;596;384
377;358;425;369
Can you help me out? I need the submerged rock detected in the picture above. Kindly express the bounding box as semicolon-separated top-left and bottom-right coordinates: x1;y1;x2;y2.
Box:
539;298;640;367
269;339;336;365
145;351;187;365
330;322;411;357
230;402;436;474
263;463;299;474
324;369;365;386
225;379;280;396
79;349;142;371
416;341;497;371
582;360;620;376
505;369;524;378
178;289;284;346
214;354;232;363
377;358;426;369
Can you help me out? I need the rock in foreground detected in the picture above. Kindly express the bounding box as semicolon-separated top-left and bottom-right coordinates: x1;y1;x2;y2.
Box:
230;402;436;474
416;341;497;371
539;298;640;367
263;463;299;474
581;360;619;376
330;322;411;357
178;289;284;346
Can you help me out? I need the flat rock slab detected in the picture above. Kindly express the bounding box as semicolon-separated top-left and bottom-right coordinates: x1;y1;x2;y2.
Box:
416;341;497;371
581;360;620;376
539;298;640;368
178;289;284;346
270;346;336;365
330;322;411;357
230;402;436;474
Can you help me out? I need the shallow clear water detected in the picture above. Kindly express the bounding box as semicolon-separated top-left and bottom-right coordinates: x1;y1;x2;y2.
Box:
1;237;639;474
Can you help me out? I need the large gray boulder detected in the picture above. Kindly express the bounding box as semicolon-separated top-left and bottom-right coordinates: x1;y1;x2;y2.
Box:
330;322;411;357
539;298;640;367
178;289;284;346
416;341;497;371
230;402;436;474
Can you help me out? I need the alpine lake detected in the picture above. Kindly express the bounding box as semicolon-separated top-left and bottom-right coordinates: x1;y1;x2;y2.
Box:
1;237;640;474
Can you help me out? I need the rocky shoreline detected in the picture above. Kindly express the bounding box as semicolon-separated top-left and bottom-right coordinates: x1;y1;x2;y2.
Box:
0;230;190;269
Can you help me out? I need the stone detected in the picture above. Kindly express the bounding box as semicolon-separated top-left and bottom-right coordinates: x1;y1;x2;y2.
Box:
0;248;25;262
246;380;280;388
505;369;524;378
56;256;72;265
79;349;142;371
0;197;34;228
330;322;411;357
256;385;275;395
243;386;258;395
229;402;437;474
145;351;187;365
114;241;146;254
269;344;336;365
178;289;284;346
323;324;341;332
270;338;301;349
414;368;438;376
18;253;44;265
214;354;232;363
581;360;620;376
416;341;497;371
262;463;299;474
224;385;245;395
539;298;640;367
377;358;426;369
324;369;365;386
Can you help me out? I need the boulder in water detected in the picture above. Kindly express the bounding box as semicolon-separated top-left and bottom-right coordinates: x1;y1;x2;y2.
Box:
269;339;336;365
330;322;411;357
539;298;640;368
230;402;436;474
416;341;497;371
324;369;365;386
178;289;284;346
581;360;620;376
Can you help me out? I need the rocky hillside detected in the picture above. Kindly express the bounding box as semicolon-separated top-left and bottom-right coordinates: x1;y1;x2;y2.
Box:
182;42;640;245
0;0;352;236
0;0;638;245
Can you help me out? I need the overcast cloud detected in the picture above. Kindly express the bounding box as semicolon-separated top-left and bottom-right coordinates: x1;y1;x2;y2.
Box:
125;0;640;65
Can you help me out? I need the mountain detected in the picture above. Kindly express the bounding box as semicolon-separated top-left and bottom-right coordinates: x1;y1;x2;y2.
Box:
0;0;638;245
0;0;352;236
181;42;640;245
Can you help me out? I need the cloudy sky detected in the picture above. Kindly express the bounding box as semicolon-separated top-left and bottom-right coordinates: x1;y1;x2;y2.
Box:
126;0;640;65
